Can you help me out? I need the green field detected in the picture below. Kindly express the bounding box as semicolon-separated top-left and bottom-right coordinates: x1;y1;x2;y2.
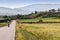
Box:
17;17;60;22
16;17;60;40
0;22;8;27
16;22;60;40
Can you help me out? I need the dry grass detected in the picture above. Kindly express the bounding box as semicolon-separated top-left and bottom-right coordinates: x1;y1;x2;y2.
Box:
16;23;60;40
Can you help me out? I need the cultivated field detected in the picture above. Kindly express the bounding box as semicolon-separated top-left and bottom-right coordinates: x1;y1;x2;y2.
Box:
0;22;8;27
18;17;60;22
16;23;60;40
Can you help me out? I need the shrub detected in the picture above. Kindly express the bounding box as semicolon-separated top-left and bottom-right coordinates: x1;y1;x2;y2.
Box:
39;19;43;22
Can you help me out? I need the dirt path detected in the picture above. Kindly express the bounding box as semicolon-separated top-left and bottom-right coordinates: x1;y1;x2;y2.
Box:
0;20;16;40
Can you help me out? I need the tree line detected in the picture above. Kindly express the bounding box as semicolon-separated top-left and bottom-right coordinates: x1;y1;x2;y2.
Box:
1;8;60;20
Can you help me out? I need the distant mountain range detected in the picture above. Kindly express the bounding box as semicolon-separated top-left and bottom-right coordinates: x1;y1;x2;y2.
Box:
0;4;60;15
0;7;31;16
19;4;60;12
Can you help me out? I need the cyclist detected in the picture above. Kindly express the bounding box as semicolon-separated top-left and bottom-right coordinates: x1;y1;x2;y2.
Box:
8;21;10;27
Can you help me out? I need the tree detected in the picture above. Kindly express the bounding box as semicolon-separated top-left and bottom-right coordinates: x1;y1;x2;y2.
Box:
49;10;52;13
16;14;21;19
51;9;55;13
3;15;8;18
39;19;43;22
35;11;37;14
58;8;60;13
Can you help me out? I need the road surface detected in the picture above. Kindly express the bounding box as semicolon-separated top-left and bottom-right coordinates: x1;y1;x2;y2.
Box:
0;20;16;40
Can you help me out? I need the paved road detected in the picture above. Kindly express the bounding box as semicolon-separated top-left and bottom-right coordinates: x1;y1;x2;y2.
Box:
0;20;16;40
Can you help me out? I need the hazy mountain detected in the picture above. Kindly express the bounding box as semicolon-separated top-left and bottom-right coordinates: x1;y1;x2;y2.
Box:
13;8;31;15
19;4;60;12
0;7;31;16
0;7;18;16
0;4;60;15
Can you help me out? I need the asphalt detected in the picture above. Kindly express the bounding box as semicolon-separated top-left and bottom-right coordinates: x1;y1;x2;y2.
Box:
0;20;16;40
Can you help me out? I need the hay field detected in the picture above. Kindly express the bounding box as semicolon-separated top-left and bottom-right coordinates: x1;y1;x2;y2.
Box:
16;23;60;40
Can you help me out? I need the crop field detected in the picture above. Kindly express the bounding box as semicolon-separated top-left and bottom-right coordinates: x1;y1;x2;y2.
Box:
16;23;60;40
0;22;8;27
18;17;60;22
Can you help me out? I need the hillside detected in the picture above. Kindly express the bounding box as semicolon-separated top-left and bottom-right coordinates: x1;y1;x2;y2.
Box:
18;4;60;12
0;7;31;16
0;4;60;15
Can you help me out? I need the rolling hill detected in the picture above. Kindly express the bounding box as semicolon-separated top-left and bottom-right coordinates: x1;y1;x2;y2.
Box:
0;7;31;16
19;4;60;12
0;4;60;15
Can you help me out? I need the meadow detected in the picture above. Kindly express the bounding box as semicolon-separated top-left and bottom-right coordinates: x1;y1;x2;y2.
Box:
0;22;8;27
17;17;60;22
16;22;60;40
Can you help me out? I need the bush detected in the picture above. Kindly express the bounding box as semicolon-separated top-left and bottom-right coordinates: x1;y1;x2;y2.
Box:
39;19;43;22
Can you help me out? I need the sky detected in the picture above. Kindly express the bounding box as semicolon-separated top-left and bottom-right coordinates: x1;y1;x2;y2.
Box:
0;0;60;8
